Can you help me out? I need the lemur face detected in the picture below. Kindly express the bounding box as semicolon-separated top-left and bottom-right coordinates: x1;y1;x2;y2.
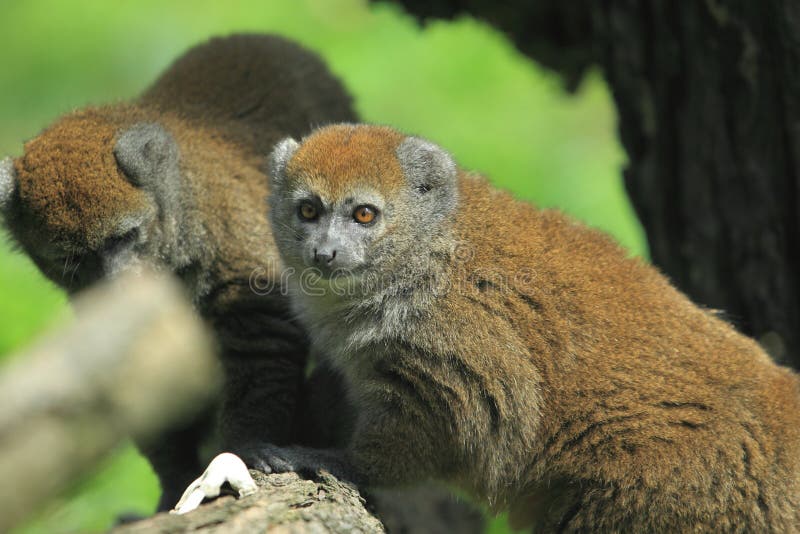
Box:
278;185;388;276
267;124;459;283
0;110;184;294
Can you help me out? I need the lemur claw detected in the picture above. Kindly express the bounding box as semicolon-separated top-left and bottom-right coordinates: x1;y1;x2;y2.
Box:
170;452;257;515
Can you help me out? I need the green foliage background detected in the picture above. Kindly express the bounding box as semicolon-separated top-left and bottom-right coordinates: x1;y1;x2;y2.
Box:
0;0;646;532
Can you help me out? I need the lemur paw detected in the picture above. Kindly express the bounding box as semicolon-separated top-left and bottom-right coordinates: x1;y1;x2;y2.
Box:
237;445;354;481
170;453;257;515
237;444;311;475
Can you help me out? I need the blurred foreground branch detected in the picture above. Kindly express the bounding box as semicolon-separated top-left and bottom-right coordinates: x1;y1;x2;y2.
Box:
0;271;219;531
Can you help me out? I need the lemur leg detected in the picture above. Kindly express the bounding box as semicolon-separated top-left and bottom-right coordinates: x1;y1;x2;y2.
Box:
294;358;356;449
207;289;309;454
167;362;340;515
218;362;358;481
165;290;308;512
296;368;486;532
218;351;307;450
346;401;449;487
236;396;448;488
166;357;307;513
136;405;213;512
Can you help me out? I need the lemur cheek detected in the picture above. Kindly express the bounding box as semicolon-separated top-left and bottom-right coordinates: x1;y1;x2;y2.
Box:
304;248;319;268
352;249;368;268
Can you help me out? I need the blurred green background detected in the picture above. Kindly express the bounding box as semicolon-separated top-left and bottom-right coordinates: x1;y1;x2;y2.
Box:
0;0;645;532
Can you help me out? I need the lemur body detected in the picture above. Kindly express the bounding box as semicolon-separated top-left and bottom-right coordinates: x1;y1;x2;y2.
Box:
0;35;357;509
263;124;800;531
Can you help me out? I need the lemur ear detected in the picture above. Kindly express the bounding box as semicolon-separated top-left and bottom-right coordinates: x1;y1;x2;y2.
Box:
0;157;17;213
268;137;299;187
396;136;457;196
113;122;179;187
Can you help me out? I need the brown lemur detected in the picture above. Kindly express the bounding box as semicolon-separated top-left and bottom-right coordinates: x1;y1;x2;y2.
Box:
0;34;357;510
258;123;800;531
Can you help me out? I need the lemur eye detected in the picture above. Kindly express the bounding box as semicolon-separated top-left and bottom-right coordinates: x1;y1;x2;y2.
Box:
298;202;318;221
353;205;377;225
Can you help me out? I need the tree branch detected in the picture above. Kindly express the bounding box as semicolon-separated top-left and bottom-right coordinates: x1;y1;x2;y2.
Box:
112;471;385;534
0;271;219;531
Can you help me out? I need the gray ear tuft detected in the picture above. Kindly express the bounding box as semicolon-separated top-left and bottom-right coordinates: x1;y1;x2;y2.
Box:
113;122;179;187
0;157;17;212
268;137;300;186
396;136;457;194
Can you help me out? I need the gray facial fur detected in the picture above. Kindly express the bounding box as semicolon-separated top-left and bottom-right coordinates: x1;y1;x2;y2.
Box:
114;123;183;221
114;122;180;187
396;136;458;221
268;137;299;188
113;122;192;273
267;136;388;276
0;157;15;214
267;130;461;319
301;193;385;275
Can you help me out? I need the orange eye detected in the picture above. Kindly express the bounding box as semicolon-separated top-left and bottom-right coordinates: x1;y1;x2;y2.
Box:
353;205;377;225
299;202;318;220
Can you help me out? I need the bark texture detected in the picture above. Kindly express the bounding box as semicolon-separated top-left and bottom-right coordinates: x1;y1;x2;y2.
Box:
109;472;488;534
112;471;385;534
393;0;800;367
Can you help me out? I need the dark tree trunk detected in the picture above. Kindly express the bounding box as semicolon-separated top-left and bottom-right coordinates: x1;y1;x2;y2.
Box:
392;0;800;367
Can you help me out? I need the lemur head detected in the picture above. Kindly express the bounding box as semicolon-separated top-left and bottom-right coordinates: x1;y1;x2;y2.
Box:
0;107;189;294
267;124;459;278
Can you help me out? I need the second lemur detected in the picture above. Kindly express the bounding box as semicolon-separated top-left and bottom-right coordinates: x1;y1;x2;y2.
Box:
0;35;356;509
257;123;800;531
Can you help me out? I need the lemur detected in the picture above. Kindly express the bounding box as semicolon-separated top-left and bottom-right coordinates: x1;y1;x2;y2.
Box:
258;123;800;531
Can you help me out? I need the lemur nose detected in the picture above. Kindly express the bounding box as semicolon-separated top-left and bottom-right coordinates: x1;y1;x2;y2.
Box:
313;248;337;264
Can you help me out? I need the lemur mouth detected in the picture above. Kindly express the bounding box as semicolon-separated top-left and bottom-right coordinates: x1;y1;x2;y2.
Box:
310;265;356;280
296;262;370;289
101;227;140;255
98;226;141;275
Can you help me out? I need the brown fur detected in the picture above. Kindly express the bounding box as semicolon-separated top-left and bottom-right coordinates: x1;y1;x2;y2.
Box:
271;124;800;532
16;111;147;246
11;34;356;273
288;125;407;197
